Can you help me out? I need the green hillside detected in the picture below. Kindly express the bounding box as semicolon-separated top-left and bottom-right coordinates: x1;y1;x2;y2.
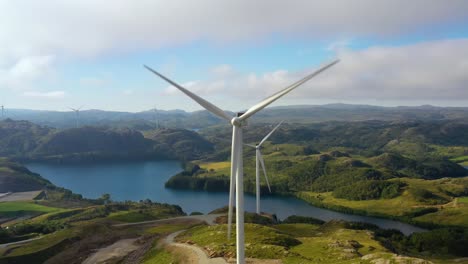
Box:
0;120;215;162
144;128;214;160
0;159;52;192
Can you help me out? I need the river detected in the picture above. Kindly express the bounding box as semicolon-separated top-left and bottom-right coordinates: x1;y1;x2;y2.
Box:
26;160;426;235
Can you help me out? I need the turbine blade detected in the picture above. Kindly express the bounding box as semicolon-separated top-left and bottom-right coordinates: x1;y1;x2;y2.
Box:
258;121;284;147
68;107;77;111
144;65;232;121
244;143;256;148
239;60;339;121
258;151;271;193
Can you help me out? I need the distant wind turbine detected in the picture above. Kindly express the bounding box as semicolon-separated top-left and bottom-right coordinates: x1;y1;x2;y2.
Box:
69;106;83;128
153;107;160;128
245;121;283;214
1;104;4;119
144;59;339;264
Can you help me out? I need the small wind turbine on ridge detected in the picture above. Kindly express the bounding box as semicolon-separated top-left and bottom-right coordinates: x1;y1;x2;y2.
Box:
69;106;83;128
245;121;283;214
144;59;339;264
153;107;160;129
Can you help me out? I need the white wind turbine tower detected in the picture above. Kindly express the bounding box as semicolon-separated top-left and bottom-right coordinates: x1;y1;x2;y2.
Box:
153;107;160;128
245;121;283;214
69;106;83;128
144;59;339;264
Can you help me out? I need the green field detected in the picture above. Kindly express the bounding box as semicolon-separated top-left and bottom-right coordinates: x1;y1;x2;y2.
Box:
0;202;61;217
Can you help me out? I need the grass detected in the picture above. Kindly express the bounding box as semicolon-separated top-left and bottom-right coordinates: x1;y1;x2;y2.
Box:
200;161;231;171
107;211;154;223
107;206;183;223
297;177;468;227
145;224;189;235
450;155;468;163
0;201;61;217
459;196;468;204
176;221;409;263
142;222;204;263
413;202;468;228
297;191;417;217
141;245;176;264
274;223;320;237
286;230;382;264
177;223;300;259
0;227;78;257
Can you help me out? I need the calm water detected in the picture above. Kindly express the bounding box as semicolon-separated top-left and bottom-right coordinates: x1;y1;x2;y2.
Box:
26;161;426;235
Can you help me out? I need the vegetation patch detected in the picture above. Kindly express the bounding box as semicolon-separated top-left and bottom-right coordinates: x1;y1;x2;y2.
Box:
333;180;403;200
141;244;176;264
282;215;325;225
0;202;61;218
176;224;300;259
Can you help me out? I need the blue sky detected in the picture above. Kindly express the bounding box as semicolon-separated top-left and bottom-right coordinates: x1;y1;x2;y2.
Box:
1;1;468;112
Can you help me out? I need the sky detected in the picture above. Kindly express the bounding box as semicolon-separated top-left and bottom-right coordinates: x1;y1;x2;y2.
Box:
1;0;468;112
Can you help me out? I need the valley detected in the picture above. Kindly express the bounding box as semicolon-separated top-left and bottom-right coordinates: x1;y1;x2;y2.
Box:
1;109;468;263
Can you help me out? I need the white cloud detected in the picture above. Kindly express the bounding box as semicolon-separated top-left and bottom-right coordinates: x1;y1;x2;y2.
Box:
0;55;55;89
165;39;468;104
326;39;352;52
0;0;467;62
22;90;65;99
1;1;468;109
212;64;235;77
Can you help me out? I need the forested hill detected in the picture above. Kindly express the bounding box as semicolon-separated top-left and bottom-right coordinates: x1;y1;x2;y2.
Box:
203;119;468;158
144;128;214;160
0;119;213;162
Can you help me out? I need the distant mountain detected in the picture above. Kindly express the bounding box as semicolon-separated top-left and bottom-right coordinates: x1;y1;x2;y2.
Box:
3;104;468;129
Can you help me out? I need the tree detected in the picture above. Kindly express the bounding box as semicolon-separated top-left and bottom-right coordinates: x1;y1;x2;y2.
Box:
100;193;111;204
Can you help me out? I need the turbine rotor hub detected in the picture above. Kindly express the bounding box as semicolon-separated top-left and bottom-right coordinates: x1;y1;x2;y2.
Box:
231;117;242;127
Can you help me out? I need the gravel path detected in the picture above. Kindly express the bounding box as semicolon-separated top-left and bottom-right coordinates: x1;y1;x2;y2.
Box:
82;238;139;264
0;236;43;249
113;213;223;227
164;230;228;264
0;190;42;202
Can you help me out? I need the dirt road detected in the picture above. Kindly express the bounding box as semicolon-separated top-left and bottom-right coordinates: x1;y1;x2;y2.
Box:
82;238;139;264
113;213;223;227
164;230;227;264
0;190;42;202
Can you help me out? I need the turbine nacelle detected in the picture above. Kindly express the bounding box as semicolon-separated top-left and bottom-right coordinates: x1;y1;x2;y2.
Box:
231;113;248;127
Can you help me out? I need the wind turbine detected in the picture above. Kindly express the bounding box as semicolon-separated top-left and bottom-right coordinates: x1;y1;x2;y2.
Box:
1;104;4;119
69;106;83;128
245;121;283;214
144;59;339;264
153;107;160;128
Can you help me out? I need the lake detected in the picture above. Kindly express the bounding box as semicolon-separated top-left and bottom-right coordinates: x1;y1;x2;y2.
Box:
26;160;426;235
